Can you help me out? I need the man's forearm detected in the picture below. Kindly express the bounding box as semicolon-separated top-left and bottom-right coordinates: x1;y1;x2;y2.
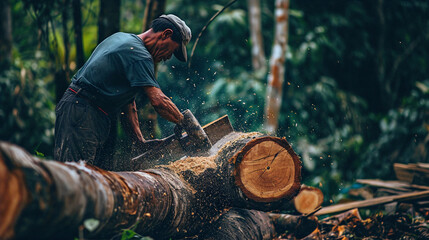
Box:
152;97;183;124
144;86;184;124
121;101;145;142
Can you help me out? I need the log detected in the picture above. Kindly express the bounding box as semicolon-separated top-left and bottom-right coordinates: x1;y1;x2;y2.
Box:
0;132;301;239
269;212;319;239
394;163;429;184
199;208;274;240
199;208;318;240
316;190;429;216
293;185;324;214
357;179;429;192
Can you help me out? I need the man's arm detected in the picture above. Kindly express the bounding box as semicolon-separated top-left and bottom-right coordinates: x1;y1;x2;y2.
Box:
143;86;184;124
120;100;145;143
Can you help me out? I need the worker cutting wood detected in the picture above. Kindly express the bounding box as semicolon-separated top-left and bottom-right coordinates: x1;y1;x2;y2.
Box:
54;14;198;166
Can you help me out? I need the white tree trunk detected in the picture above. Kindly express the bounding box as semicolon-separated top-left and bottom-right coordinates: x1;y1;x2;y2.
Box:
247;0;266;73
264;0;290;134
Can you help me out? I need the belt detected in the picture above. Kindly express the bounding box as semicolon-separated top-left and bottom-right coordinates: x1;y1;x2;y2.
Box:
68;83;109;116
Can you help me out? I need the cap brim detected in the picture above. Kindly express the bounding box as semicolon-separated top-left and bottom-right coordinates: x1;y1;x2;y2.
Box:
174;43;187;62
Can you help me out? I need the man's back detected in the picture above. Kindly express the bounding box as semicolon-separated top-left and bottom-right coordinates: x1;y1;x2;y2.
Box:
72;32;159;112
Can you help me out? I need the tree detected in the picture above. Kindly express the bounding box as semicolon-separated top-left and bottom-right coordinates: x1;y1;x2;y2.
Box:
72;0;84;68
0;0;13;70
264;0;290;134
247;0;266;73
98;0;120;43
142;0;166;32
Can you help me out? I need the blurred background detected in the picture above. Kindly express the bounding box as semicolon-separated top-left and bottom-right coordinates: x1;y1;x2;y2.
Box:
1;0;428;203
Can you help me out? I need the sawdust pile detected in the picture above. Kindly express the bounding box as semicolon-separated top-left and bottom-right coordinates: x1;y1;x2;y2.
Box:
167;155;218;176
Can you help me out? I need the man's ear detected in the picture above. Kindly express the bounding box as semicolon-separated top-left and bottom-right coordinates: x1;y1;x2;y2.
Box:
162;29;173;40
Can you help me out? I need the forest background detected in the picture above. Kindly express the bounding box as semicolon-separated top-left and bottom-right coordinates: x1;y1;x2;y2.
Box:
1;0;428;204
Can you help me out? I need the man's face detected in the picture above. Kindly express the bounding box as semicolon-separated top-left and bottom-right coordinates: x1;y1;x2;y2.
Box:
153;30;181;63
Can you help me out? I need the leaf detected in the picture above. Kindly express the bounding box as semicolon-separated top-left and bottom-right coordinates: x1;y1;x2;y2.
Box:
34;150;45;157
83;218;100;232
121;229;137;240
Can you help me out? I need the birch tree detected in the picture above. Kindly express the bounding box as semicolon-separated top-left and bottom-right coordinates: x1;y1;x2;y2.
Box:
264;0;290;134
247;0;266;73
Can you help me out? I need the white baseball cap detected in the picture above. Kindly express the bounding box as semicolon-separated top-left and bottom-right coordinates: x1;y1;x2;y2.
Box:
159;14;192;62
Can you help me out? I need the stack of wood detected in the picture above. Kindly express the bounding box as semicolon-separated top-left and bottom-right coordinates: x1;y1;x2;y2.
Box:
293;162;429;239
394;162;429;185
0;130;324;240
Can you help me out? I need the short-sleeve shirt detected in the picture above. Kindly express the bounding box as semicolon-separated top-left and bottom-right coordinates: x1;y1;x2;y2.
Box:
71;32;159;112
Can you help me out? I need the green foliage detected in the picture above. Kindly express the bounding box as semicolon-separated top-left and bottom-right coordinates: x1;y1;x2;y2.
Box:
279;77;367;199
0;58;55;157
205;72;266;132
358;81;429;179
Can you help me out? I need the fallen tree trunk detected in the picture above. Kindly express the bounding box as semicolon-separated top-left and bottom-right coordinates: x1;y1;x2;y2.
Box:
0;132;301;239
199;208;318;239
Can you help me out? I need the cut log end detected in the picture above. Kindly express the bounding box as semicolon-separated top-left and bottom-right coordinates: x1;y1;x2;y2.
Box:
293;186;324;214
234;137;301;203
0;149;29;240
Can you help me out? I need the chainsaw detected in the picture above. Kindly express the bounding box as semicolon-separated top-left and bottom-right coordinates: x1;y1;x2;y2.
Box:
131;109;233;169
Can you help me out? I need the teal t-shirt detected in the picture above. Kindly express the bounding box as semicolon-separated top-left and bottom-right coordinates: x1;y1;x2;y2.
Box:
71;32;159;112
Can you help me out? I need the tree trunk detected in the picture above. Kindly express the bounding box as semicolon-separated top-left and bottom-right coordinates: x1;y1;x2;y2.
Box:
72;0;85;68
0;132;301;239
200;208;274;240
98;0;120;43
264;0;290;134
142;0;166;32
0;0;13;69
199;208;318;239
55;0;71;103
247;0;266;73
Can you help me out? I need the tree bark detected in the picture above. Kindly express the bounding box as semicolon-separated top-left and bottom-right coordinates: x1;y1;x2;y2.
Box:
247;0;266;73
200;208;274;240
199;208;318;239
264;0;290;134
98;0;120;43
0;0;13;69
0;132;301;239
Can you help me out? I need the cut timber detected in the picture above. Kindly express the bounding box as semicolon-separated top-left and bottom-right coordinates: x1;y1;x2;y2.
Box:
394;163;429;184
0;133;301;239
233;135;302;202
293;185;324;214
166;132;302;209
356;179;429;192
132;115;234;170
315;190;429;216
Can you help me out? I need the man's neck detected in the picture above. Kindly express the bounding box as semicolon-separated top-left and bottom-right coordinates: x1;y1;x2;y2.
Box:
137;29;158;61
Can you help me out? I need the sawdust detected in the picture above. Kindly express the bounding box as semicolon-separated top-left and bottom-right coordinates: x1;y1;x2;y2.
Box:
210;132;262;156
166;155;218;176
165;132;263;177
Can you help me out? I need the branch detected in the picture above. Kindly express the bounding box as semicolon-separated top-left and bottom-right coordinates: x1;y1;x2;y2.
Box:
188;0;238;68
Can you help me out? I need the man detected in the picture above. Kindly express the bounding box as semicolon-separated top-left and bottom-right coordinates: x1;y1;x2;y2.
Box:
54;14;192;167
